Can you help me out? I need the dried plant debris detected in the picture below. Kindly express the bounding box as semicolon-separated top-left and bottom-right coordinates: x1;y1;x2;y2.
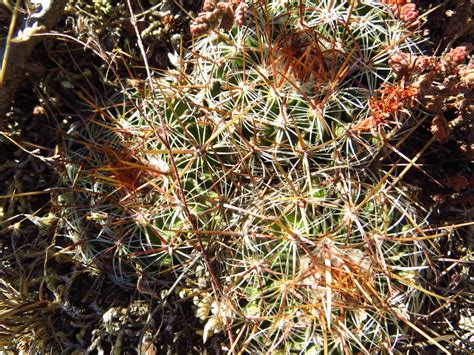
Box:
383;43;473;213
190;0;247;35
0;0;68;118
1;228;209;353
64;0;202;71
388;45;473;145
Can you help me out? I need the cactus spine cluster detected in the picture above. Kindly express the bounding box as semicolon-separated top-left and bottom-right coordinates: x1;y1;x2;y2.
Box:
59;0;436;352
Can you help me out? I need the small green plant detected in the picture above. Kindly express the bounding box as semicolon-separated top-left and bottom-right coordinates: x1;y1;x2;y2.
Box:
58;0;447;352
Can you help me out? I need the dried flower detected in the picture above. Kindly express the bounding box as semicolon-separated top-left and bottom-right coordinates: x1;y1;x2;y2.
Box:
382;0;419;24
445;46;472;65
437;45;473;74
353;82;417;132
190;0;245;35
389;53;435;76
234;1;248;27
399;3;418;23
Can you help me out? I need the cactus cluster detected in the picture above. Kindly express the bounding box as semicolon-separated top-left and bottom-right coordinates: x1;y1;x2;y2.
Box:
58;0;440;352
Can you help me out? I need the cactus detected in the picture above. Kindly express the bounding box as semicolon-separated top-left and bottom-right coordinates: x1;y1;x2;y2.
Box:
58;0;440;352
59;89;229;285
182;173;432;352
189;0;422;169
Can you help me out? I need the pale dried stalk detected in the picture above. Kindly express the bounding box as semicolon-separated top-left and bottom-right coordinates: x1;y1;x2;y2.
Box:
0;0;68;121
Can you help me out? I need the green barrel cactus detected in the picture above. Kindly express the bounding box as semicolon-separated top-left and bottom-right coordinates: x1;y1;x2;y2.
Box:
189;0;422;169
181;173;432;352
58;0;440;352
